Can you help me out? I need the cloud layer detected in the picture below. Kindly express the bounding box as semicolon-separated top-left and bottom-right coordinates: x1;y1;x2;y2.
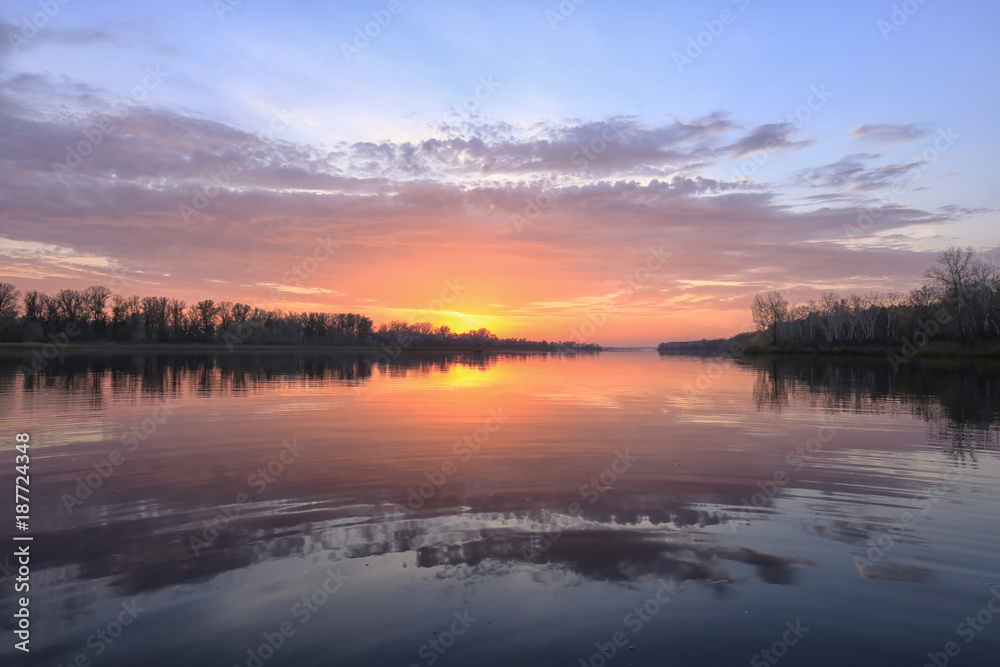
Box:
0;70;989;344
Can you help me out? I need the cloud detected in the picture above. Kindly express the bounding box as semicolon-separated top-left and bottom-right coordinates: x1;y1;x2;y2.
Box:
333;114;744;179
851;123;931;145
0;19;120;65
299;114;815;181
0;71;983;343
796;153;931;192
724;123;812;159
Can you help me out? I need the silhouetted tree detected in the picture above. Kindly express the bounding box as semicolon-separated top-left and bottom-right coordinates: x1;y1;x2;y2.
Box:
752;290;789;345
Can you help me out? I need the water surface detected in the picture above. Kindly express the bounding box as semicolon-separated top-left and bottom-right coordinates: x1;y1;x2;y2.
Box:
1;350;998;666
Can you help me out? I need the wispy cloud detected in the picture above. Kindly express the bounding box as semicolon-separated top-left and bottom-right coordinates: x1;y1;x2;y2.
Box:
850;123;931;145
795;153;932;192
725;123;812;159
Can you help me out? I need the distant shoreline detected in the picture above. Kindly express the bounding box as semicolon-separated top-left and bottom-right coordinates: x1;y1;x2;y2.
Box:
0;342;594;354
657;339;1000;359
744;346;1000;359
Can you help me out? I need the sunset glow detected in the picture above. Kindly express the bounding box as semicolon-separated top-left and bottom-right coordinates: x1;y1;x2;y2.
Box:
1;1;998;345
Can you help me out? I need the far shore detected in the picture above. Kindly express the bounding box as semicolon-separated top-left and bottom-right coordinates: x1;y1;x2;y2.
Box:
749;345;1000;359
657;339;1000;359
0;342;590;354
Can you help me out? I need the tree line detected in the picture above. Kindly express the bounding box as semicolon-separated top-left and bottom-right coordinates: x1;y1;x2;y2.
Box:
748;247;1000;350
0;284;597;351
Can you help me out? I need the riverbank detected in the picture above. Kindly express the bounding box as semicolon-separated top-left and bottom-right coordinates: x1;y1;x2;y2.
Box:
745;342;1000;359
658;339;1000;359
0;342;586;354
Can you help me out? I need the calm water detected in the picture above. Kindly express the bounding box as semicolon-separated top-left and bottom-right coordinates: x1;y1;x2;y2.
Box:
1;350;998;666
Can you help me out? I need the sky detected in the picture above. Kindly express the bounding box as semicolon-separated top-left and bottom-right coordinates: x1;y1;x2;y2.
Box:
1;0;998;346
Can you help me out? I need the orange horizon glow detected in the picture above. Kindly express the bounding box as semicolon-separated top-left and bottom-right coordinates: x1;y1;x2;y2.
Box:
1;2;998;347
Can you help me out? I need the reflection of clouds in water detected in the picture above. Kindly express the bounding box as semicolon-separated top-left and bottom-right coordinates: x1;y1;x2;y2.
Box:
3;352;1000;665
241;509;809;590
3;504;808;636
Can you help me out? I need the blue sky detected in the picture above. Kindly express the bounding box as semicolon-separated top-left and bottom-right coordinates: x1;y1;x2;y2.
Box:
1;0;998;343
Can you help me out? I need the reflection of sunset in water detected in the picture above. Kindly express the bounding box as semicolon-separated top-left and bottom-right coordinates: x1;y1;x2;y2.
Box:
0;351;998;666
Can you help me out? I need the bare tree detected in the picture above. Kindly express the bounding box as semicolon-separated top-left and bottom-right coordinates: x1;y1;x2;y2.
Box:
141;296;169;340
167;299;187;339
111;294;129;328
881;292;902;339
751;290;789;346
55;289;84;322
82;285;111;326
967;257;1000;339
22;291;44;321
217;301;235;331
924;246;975;340
231;303;251;322
817;292;845;343
0;282;20;315
195;300;220;337
43;293;60;323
